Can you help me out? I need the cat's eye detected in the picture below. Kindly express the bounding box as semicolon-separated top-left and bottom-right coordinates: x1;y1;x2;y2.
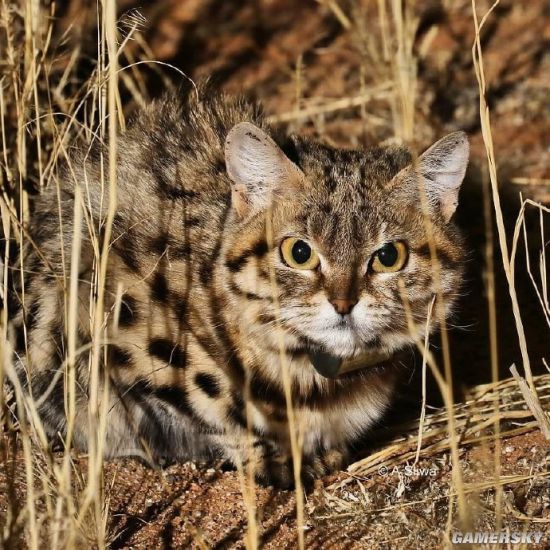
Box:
280;237;320;270
370;241;408;273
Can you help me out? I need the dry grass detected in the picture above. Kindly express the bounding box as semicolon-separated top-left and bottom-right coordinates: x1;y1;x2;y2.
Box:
1;0;549;548
332;373;550;489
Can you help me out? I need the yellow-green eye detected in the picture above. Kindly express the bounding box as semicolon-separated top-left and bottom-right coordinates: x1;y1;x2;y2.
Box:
371;241;408;273
280;237;320;270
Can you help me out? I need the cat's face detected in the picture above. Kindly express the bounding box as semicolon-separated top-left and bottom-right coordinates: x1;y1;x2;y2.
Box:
224;124;468;360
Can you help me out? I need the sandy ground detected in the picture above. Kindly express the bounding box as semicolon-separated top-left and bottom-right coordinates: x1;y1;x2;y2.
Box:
1;423;548;547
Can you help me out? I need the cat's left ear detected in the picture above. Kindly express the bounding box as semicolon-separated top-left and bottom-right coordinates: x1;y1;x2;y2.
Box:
225;122;304;218
401;131;469;222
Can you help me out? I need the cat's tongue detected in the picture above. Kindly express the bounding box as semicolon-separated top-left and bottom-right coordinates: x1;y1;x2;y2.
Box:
308;348;392;379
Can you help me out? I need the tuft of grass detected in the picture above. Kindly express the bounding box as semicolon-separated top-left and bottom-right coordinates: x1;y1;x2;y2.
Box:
471;0;550;439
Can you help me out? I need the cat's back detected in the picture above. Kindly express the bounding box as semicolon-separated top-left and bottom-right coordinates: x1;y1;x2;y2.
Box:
34;89;265;249
13;89;266;428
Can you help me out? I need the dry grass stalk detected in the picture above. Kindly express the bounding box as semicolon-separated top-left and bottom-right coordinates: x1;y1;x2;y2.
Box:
330;373;550;492
267;83;394;124
413;295;435;464
388;1;468;519
481;163;503;528
316;0;352;29
0;1;158;545
471;0;550;438
265;208;306;550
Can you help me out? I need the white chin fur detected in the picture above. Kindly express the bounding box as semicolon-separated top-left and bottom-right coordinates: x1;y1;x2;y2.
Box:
286;299;419;359
302;328;365;358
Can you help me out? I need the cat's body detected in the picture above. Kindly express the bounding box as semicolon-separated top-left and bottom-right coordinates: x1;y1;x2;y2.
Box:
9;89;468;486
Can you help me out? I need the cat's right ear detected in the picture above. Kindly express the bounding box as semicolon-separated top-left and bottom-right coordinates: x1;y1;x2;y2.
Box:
224;122;304;218
393;132;469;222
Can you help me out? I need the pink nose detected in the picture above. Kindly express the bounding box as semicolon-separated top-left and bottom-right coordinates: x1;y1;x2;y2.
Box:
330;298;357;315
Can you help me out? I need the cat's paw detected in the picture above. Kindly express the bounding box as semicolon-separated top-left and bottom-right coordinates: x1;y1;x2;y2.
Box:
229;438;348;490
302;448;347;487
232;440;294;489
256;448;347;490
255;454;294;490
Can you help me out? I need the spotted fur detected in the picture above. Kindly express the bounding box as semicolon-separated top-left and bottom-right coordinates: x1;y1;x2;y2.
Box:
8;87;467;487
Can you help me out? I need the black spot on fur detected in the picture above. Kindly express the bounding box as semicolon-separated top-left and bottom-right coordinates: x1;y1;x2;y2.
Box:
271;408;287;423
227;392;247;428
208;306;245;384
122;377;152;400
149;233;171;255
15;324;26;353
110;345;133;368
199;260;213;286
173;299;188;324
148;338;186;368
174;243;192;258
227;355;246;385
320;202;332;214
228;279;264;301
118;294;138;327
293;380;326;409
158;183;199;202
150;233;192;259
326;178;337;193
194;372;221;398
213;158;226;174
153;385;194;416
115;237;140;272
249;372;285;407
185;217;202;228
225;240;268;272
322;164;337;193
199;231;224;286
414;244;431;260
150;272;169;302
197;201;230;286
414;243;454;268
258;312;276;325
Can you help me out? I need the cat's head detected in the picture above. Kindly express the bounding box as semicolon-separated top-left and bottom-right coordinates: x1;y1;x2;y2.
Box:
223;122;468;361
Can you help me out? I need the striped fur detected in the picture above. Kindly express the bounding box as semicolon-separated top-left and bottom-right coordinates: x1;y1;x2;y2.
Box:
8;88;467;487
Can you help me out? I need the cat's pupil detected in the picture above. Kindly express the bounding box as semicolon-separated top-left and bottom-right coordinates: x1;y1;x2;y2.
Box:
377;243;398;267
292;240;312;264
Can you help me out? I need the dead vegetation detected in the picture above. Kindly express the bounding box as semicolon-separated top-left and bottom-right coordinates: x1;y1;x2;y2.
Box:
1;0;549;547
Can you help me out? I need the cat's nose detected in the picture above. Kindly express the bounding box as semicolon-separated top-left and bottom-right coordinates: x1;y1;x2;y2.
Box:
330;298;357;315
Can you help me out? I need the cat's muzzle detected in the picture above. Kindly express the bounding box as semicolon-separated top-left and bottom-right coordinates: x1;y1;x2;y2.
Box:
308;347;393;378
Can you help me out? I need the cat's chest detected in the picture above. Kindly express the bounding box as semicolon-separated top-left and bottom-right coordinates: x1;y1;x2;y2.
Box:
250;393;388;454
300;404;384;451
249;351;394;452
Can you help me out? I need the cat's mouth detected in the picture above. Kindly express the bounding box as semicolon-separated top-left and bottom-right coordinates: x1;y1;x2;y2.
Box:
307;346;393;379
